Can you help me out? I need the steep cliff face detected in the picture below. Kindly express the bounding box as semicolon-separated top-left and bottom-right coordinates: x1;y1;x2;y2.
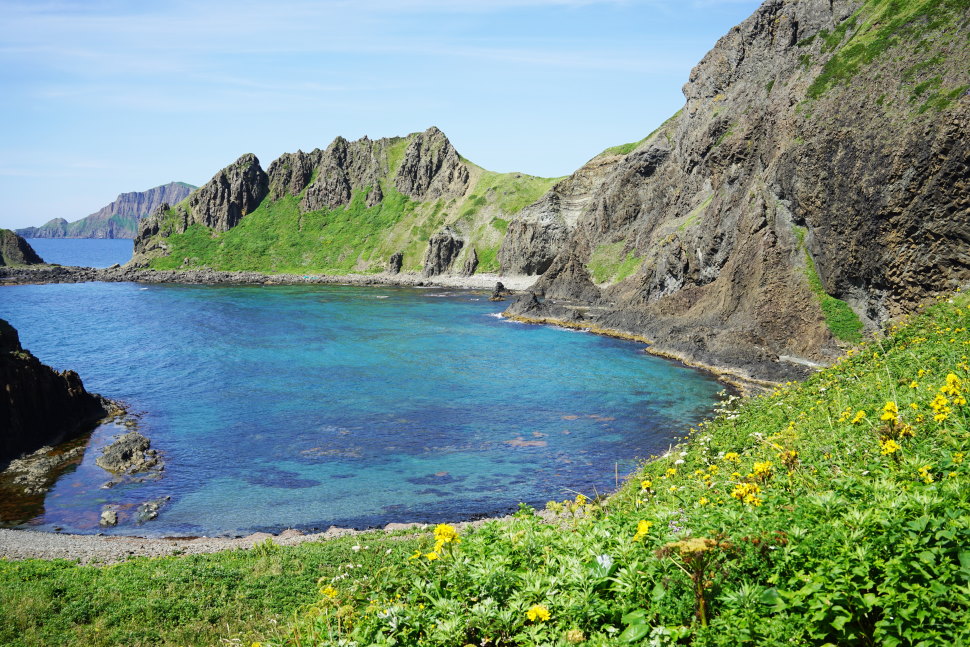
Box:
0;230;44;266
507;0;969;383
131;127;555;274
0;319;110;462
16;182;194;239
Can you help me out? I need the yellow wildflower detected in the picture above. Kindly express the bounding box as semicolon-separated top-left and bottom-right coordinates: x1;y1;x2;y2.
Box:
527;604;551;622
917;465;934;484
753;461;773;480
698;497;710;506
640;479;653;490
941;373;963;397
909;381;919;389
723;452;741;463
881;401;899;422
574;493;588;506
424;551;439;561
851;410;866;424
409;549;422;560
433;523;460;545
779;450;798;470
633;520;654;542
321;586;338;599
953;452;965;464
880;439;901;455
665;468;677;477
730;482;762;506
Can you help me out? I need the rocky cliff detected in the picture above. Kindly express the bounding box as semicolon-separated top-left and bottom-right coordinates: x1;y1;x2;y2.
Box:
0;319;111;462
505;0;969;383
125;0;967;384
131;127;556;274
17;182;195;239
0;229;44;266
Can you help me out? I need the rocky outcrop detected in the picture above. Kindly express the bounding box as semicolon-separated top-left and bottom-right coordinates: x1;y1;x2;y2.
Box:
499;153;625;275
267;151;317;200
187;154;269;233
0;319;112;462
387;252;404;274
301;136;394;211
460;248;479;277
503;0;970;383
394;127;470;201
131;156;269;263
0;230;44;266
16;183;194;239
423;227;464;277
95;431;160;474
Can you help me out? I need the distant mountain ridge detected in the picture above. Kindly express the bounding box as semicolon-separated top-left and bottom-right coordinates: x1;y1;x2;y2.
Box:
18;182;196;239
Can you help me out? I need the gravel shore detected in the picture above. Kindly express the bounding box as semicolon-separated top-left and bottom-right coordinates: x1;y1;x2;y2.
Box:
0;513;541;565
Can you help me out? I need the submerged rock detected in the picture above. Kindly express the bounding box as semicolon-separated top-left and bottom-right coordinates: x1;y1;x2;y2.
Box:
100;508;118;527
95;431;161;475
136;496;171;523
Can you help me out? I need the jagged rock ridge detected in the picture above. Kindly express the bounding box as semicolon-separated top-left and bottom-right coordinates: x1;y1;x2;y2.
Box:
131;127;526;273
16;182;195;239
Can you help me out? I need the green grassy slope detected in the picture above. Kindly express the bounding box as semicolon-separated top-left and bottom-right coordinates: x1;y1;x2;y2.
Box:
148;166;560;275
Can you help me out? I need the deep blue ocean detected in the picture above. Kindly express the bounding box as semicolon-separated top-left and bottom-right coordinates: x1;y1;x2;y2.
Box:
25;237;133;268
2;242;722;537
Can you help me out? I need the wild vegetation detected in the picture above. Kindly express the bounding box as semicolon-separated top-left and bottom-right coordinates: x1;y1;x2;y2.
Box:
804;0;969;110
247;291;967;646
4;292;964;646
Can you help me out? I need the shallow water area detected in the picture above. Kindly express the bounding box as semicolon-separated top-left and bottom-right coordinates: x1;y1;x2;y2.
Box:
2;281;722;536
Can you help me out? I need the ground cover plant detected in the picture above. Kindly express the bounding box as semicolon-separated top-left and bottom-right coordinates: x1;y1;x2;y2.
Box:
256;292;970;646
0;534;419;647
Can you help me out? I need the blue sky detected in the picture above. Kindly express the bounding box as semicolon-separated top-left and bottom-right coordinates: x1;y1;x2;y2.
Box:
0;0;762;230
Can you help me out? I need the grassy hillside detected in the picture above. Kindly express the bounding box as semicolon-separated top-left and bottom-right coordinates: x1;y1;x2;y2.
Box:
148;167;560;275
3;291;966;646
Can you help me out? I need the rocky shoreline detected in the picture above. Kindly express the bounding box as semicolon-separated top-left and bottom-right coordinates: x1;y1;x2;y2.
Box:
0;263;538;291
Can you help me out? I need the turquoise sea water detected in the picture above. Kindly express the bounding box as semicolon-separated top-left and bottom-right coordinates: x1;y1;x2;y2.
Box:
24;238;133;268
1;281;722;537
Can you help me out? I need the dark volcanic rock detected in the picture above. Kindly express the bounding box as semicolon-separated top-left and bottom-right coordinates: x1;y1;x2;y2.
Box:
501;0;970;383
267;150;317;200
489;281;511;301
394;126;470;201
187;153;269;233
460;247;479;277
387;251;404;274
95;431;160;474
423;227;464;277
533;251;602;303
301;136;394;212
0;230;44;266
0;318;111;462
